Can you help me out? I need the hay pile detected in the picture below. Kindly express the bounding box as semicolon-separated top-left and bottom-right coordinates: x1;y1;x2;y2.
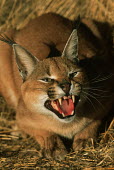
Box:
0;0;114;31
0;0;114;169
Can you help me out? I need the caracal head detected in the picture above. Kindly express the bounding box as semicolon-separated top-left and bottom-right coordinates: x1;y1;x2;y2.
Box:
0;30;87;122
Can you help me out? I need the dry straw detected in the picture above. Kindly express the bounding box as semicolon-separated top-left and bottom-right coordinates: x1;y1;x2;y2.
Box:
0;0;113;31
0;0;114;169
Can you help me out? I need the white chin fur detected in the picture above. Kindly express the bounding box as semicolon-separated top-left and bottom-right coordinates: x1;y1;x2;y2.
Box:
56;115;75;123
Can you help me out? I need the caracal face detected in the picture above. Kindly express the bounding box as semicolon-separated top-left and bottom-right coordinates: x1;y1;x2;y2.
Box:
21;56;87;122
0;29;87;123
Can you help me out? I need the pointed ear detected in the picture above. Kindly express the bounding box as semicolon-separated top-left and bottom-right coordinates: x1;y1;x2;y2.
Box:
13;44;38;81
0;35;38;81
62;29;79;63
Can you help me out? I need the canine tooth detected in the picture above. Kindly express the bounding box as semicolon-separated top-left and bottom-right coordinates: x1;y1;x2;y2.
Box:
62;113;65;117
58;98;62;105
51;101;58;111
51;101;54;107
71;111;74;115
72;95;75;103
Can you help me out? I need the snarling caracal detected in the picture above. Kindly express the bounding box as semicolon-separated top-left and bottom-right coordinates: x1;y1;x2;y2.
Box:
0;13;113;159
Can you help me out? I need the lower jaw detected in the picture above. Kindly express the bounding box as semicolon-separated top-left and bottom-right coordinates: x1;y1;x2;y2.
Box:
45;107;76;121
48;110;76;123
44;95;80;121
58;115;75;123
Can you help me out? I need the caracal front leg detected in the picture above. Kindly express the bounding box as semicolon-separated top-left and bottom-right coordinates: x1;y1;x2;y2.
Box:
73;120;101;151
34;130;67;159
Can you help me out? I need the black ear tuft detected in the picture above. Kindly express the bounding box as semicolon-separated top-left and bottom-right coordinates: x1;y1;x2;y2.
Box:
0;34;38;81
73;15;81;30
0;34;16;46
61;16;81;63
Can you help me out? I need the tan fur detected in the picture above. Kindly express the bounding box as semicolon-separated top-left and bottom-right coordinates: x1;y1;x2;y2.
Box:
0;13;113;159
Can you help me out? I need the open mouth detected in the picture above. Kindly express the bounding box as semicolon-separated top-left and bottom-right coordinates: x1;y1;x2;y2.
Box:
45;95;80;119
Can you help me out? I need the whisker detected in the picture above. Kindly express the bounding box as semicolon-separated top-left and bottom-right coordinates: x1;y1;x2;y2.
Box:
88;91;112;98
88;91;101;97
82;91;104;109
83;87;109;93
82;93;96;111
91;74;113;84
89;74;102;82
83;88;111;97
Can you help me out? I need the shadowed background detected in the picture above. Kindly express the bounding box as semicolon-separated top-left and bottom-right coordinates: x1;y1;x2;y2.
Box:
0;0;114;169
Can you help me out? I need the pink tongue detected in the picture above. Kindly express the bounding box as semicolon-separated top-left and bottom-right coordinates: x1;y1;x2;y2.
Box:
57;99;74;116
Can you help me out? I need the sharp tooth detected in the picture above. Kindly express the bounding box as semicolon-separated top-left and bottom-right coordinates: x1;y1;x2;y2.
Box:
51;101;54;106
51;101;59;111
58;98;62;105
72;95;75;103
62;113;65;117
71;111;74;115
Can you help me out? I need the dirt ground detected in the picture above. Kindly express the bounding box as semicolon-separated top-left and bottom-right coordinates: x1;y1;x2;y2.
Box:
0;0;114;169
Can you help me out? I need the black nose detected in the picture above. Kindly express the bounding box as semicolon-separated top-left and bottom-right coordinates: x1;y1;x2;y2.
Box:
59;81;71;95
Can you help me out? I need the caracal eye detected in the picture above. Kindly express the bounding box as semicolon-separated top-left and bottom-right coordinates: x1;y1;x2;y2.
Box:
69;71;80;79
40;78;54;83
